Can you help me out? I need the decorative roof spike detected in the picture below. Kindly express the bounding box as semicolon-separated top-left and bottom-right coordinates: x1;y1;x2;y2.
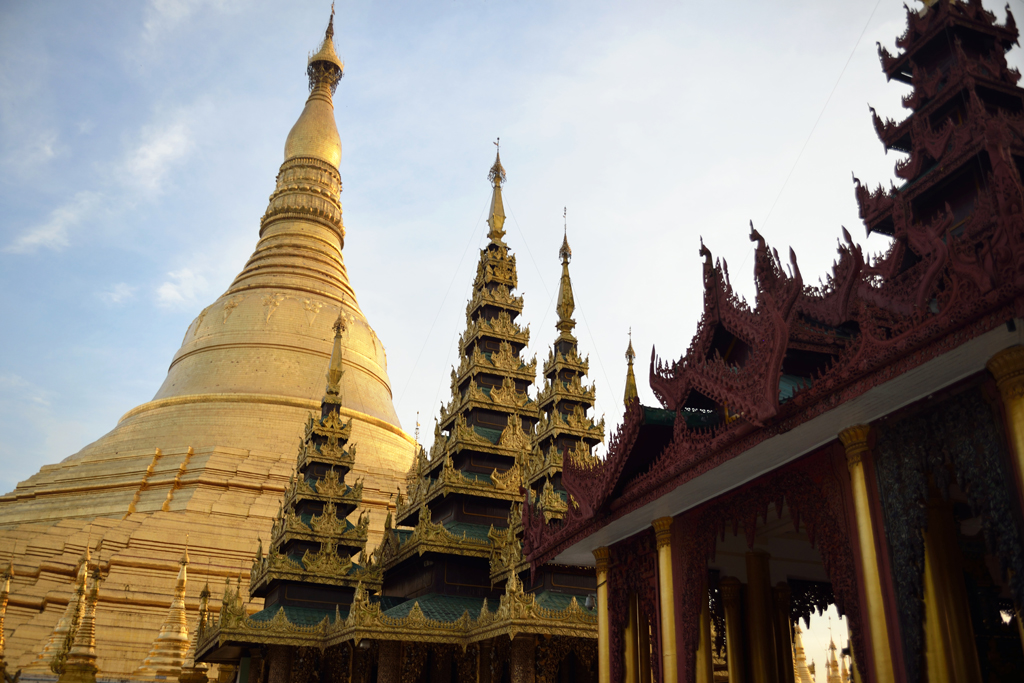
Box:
624;329;638;408
486;140;507;244
325;308;346;397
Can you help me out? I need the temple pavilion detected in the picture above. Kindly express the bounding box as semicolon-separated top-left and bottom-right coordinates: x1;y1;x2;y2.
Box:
525;1;1024;682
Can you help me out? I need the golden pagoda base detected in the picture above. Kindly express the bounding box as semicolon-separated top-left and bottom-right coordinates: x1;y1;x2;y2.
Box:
0;412;412;680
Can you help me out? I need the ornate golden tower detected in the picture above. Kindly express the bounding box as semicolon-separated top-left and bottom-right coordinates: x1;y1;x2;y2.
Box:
0;9;413;678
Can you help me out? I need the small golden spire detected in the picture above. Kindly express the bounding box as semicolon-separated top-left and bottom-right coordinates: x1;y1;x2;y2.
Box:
555;214;576;342
135;543;189;679
486;140;507;245
624;329;638;408
325;306;346;397
58;568;100;683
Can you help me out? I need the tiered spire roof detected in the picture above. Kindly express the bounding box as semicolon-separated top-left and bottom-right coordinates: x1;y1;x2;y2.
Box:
381;151;539;590
249;312;379;613
522;221;604;530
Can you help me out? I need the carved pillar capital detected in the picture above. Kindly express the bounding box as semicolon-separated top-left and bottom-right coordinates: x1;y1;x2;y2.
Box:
719;576;742;604
988;345;1024;399
593;546;610;573
839;424;871;469
652;517;673;549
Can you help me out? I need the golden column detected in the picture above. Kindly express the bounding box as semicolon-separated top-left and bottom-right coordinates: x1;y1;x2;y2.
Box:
594;547;611;683
744;550;777;683
988;346;1024;655
625;594;639;683
772;582;795;683
653;518;678;683
719;577;744;683
922;496;983;683
696;577;714;683
988;346;1024;498
838;425;896;683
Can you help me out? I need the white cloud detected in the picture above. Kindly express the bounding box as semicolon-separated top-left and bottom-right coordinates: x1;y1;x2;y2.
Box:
125;121;192;195
156;267;208;308
3;191;100;254
98;283;138;305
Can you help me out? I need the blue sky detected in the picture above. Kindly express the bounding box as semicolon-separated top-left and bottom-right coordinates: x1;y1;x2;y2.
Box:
7;0;1017;490
5;0;1013;661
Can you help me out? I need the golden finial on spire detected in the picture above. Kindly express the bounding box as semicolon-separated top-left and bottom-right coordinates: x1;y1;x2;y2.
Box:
559;207;572;265
486;141;507;244
307;4;344;93
624;329;638;408
555;212;576;341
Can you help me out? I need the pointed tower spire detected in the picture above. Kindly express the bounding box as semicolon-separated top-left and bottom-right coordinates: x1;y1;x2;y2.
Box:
792;623;814;683
827;631;842;683
35;547;90;676
58;567;100;683
486;139;507;245
325;307;346;399
624;329;638;408
555;210;576;343
135;546;190;679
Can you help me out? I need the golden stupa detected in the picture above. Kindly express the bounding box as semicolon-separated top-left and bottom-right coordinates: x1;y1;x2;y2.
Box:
0;10;413;678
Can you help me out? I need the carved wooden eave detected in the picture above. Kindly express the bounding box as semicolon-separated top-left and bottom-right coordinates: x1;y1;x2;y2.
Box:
394;461;525;526
454;344;538;387
322;578;596;650
438;378;534;431
542;347;590;378
382;511;494;571
459;311;531;353
466;283;525;315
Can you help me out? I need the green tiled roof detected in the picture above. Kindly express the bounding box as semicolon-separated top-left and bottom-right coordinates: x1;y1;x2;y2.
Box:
381;593;491;623
473;425;502;444
533;590;597;616
248;605;341;625
642;406;675;427
443;521;493;542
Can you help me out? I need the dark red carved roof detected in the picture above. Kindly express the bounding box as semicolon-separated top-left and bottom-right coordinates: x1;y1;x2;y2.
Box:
525;0;1024;571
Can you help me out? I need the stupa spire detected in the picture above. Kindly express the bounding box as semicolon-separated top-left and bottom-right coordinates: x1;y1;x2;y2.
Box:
793;623;814;683
555;209;576;343
325;308;346;399
624;329;638;407
135;546;190;679
486;139;507;244
58;567;100;683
